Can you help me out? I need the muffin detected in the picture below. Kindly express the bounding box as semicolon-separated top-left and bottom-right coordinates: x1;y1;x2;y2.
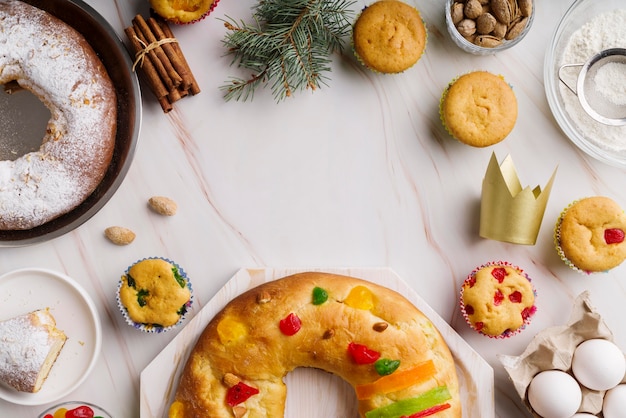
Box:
149;0;218;24
440;71;518;147
117;257;192;333
554;196;626;273
352;0;427;73
460;262;537;338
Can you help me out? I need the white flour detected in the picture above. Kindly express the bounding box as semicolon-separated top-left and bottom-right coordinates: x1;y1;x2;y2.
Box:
594;62;626;106
559;9;626;152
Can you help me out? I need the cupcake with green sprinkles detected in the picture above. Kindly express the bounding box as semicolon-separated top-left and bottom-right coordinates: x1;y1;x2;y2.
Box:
352;0;427;74
117;257;192;333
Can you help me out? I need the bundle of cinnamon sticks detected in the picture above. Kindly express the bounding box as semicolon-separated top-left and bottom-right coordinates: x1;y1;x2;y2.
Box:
125;15;200;113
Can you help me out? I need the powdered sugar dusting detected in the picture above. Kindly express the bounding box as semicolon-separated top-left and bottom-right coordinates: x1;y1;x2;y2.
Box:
0;0;117;230
0;310;59;392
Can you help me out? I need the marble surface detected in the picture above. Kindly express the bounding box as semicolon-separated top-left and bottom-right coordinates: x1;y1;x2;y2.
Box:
2;0;626;417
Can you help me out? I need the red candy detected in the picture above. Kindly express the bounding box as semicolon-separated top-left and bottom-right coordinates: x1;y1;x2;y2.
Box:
491;267;507;283
66;406;95;418
509;291;522;303
279;312;301;336
493;289;504;306
348;342;381;364
605;228;625;244
226;382;260;406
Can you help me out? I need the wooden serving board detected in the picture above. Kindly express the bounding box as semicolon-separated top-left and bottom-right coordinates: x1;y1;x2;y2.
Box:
140;268;494;417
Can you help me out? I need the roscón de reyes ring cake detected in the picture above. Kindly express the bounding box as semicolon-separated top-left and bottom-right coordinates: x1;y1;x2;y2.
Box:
169;272;461;418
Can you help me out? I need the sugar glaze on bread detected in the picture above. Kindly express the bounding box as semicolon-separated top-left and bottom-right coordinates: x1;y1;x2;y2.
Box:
0;0;117;230
0;309;67;393
170;272;461;417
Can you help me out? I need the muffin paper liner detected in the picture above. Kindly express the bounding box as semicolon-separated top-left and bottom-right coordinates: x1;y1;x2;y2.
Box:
116;256;193;333
460;261;537;339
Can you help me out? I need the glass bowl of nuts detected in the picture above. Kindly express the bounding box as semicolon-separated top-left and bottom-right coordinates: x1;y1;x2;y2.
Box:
445;0;534;55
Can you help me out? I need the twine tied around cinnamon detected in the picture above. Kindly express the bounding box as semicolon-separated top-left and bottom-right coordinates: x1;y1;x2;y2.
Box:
132;36;178;71
125;14;200;113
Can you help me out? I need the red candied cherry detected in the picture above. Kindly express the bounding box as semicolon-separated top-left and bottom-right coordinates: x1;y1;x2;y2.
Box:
509;291;522;303
466;277;476;288
465;305;474;315
348;342;380;364
491;267;507;283
605;228;625;244
493;289;504;306
66;405;95;418
279;312;301;336
474;321;484;331
521;306;536;320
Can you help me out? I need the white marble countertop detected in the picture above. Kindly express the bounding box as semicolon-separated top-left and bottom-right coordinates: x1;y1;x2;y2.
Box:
3;0;626;417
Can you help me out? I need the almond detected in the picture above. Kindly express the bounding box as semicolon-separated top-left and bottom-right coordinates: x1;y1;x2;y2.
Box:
223;373;240;387
505;16;528;40
476;12;497;35
451;2;464;25
474;34;503;48
373;322;389;332
490;0;511;25
518;0;532;17
148;196;177;216
233;406;247;418
104;226;136;245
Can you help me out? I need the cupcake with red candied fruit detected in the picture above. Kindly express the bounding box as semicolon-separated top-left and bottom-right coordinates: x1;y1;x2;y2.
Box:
554;196;626;274
116;257;193;333
460;262;536;338
149;0;218;24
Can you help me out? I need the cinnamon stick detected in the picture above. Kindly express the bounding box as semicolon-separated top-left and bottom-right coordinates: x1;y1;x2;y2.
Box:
156;18;201;95
147;17;192;92
125;26;172;112
125;13;200;112
132;21;179;92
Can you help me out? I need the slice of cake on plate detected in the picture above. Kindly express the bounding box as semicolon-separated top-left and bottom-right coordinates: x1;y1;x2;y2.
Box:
0;309;67;392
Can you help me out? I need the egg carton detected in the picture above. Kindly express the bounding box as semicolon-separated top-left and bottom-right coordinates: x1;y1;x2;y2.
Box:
499;291;626;417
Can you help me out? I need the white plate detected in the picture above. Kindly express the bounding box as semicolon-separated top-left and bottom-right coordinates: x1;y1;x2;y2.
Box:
141;268;494;418
0;268;102;405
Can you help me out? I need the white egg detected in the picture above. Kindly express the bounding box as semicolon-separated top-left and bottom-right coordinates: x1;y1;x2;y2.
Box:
571;339;626;391
527;370;582;418
603;384;626;418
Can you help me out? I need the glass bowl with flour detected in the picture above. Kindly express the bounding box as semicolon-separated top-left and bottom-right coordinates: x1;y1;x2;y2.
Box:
545;0;626;167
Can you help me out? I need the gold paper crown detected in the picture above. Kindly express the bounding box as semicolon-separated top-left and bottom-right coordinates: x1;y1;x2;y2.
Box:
480;153;557;245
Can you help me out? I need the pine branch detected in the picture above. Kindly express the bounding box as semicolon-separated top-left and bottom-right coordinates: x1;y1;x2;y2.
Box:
220;0;355;102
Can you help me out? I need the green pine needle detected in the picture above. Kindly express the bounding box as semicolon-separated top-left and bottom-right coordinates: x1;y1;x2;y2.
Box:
220;0;356;102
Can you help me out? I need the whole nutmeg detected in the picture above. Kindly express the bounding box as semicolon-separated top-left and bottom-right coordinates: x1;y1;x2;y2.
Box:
456;19;476;37
476;12;496;34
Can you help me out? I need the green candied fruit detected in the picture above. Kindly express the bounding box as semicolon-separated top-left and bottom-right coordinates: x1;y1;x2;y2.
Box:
137;289;149;307
312;286;328;305
126;273;136;288
172;267;186;288
374;358;401;376
364;386;451;418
